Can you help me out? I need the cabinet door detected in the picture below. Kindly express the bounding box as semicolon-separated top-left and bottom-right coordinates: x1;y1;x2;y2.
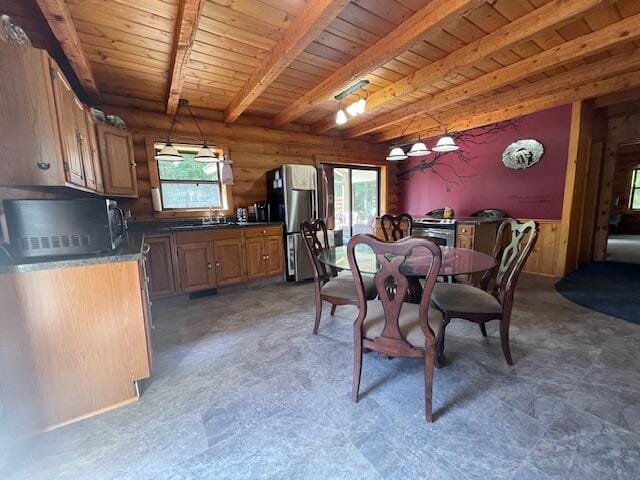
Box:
213;239;245;286
85;112;104;192
97;124;138;197
264;235;284;276
0;44;65;187
51;67;85;186
146;236;176;297
138;260;153;371
176;242;216;293
245;236;266;280
74;102;97;191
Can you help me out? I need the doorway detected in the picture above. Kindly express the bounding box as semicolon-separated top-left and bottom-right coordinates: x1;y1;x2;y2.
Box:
605;144;640;263
332;166;380;243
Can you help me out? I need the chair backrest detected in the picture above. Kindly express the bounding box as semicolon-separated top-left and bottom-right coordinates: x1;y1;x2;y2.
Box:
380;214;413;242
301;219;335;284
347;234;442;353
482;219;539;306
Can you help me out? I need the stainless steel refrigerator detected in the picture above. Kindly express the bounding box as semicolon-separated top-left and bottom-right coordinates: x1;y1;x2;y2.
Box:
267;165;318;281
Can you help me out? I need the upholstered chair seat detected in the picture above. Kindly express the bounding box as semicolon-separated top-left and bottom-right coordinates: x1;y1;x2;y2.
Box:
321;272;377;301
431;283;502;315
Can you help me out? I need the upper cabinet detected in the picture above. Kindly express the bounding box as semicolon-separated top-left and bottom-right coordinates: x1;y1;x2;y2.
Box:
0;43;136;197
97;124;138;197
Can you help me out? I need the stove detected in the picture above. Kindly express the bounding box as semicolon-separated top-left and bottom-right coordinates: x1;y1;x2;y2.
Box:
412;217;456;246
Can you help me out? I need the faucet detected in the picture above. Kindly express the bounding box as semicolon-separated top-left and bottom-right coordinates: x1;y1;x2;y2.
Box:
202;206;214;224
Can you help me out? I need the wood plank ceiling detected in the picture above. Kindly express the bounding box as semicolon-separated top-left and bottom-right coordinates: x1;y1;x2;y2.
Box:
32;0;640;143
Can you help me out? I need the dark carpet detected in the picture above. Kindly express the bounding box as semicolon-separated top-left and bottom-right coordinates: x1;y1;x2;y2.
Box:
556;262;640;324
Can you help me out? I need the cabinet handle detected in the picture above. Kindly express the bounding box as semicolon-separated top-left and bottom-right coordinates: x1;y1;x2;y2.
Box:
262;230;267;234
215;262;220;267
265;255;270;260
131;162;137;167
36;162;51;170
207;263;212;269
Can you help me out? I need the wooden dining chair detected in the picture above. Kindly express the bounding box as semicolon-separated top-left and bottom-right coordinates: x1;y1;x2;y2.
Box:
347;234;443;422
380;214;413;241
301;220;376;335
430;219;539;365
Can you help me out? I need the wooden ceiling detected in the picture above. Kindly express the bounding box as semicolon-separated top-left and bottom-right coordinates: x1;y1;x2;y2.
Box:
24;0;640;143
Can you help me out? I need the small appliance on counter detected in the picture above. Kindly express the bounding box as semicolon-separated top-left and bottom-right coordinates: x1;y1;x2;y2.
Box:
3;198;127;259
254;201;269;222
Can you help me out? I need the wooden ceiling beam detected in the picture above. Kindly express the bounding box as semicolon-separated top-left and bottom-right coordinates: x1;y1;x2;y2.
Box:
35;0;101;103
270;0;486;127
374;68;640;144
346;11;640;139
166;0;205;115
594;85;640;108
224;0;350;123
375;47;640;142
312;0;611;134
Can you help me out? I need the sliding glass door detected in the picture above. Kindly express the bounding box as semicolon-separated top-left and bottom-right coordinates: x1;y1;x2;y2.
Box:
333;166;380;243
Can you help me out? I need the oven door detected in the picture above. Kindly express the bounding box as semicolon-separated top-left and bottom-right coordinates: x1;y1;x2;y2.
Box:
412;227;455;247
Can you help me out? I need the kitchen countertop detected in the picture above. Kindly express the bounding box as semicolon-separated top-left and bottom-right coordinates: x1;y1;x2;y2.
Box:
131;220;284;235
0;221;285;274
0;231;145;274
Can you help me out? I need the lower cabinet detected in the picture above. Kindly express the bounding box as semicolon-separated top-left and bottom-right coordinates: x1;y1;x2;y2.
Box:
146;225;284;298
145;236;176;297
213;239;245;286
176;242;216;293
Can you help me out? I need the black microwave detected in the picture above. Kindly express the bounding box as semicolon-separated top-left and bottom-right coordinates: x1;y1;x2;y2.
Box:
3;199;126;258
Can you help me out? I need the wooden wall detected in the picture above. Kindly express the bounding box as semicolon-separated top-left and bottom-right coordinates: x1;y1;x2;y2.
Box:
101;104;394;220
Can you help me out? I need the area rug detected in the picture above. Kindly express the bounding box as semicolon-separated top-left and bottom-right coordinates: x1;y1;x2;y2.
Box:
555;262;640;324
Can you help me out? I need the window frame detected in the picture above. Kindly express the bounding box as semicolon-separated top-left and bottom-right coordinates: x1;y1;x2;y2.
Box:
156;144;222;211
630;166;640;211
147;138;233;218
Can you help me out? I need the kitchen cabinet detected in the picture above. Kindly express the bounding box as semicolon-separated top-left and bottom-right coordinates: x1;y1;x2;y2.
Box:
244;226;285;280
213;239;245;286
265;234;285;276
455;222;499;283
97;124;138;197
51;65;86;187
85;111;104;193
145;235;176;298
0;43;135;197
176;242;216;292
145;226;284;296
245;235;267;280
139;254;154;369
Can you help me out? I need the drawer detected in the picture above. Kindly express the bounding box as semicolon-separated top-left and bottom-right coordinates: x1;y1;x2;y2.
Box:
457;225;475;236
243;226;282;238
174;228;241;244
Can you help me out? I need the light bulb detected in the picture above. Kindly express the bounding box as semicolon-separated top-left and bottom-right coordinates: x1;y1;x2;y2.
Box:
335;108;348;125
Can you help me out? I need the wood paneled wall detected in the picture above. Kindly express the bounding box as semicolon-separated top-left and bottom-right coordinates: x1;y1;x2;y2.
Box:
102;104;393;220
523;220;562;277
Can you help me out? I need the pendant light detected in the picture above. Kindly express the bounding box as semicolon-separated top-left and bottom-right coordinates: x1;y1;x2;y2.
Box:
155;101;183;161
386;146;407;161
335;103;348;125
432;132;459;152
407;135;430;156
185;101;217;163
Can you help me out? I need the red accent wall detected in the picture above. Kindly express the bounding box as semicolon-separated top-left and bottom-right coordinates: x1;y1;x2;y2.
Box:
397;105;572;220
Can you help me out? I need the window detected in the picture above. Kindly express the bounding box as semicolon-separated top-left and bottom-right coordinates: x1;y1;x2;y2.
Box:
155;144;222;210
631;166;640;210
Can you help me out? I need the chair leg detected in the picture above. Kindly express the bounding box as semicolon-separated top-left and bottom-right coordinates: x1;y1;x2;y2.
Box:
313;294;322;335
424;346;435;423
479;322;487;337
435;327;446;369
353;335;363;403
330;304;337;315
499;316;513;366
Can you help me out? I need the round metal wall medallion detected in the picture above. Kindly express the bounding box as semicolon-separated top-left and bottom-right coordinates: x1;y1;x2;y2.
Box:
502;139;544;169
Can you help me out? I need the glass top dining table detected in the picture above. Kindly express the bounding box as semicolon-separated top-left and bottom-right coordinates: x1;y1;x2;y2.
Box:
318;244;497;277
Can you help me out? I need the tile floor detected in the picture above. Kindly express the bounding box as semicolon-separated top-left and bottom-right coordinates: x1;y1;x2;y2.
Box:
1;274;639;479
